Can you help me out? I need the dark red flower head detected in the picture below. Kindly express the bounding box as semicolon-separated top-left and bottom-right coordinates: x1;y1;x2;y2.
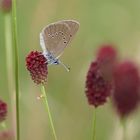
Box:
97;44;117;62
85;61;112;107
26;51;48;84
113;61;140;118
96;44;117;81
0;100;7;122
0;0;12;12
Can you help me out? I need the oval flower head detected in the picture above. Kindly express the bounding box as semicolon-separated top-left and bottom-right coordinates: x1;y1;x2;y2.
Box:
85;61;112;107
26;51;48;84
0;99;7;122
96;44;117;81
113;61;140;118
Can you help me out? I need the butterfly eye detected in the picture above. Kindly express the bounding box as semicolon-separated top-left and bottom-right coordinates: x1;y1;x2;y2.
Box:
54;61;59;64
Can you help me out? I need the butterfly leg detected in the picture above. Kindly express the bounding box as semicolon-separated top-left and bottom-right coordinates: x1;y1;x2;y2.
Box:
57;59;70;72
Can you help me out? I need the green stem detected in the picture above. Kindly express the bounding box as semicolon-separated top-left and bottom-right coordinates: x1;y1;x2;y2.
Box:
121;118;127;140
4;12;15;132
41;85;58;140
12;0;20;140
4;13;12;68
4;13;14;97
93;108;97;140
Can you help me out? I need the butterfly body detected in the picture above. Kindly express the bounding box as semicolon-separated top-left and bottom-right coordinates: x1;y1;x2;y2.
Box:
40;20;79;71
42;50;59;65
40;32;60;65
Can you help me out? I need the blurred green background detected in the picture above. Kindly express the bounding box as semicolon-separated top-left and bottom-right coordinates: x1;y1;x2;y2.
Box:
1;0;140;140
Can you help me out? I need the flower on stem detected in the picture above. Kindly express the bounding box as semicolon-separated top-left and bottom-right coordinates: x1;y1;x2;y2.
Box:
0;0;12;12
0;99;7;122
26;51;48;84
112;61;140;118
85;61;112;107
0;130;14;140
96;44;117;81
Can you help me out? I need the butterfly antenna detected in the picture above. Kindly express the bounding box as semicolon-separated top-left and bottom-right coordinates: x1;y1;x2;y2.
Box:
58;60;70;72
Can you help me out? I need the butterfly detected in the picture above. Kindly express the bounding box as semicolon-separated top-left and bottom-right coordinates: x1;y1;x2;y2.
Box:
39;20;80;71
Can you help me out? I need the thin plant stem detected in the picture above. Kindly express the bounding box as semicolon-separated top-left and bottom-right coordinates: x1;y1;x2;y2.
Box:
121;118;127;140
93;108;97;140
41;85;58;140
12;0;20;139
4;12;15;132
4;13;13;80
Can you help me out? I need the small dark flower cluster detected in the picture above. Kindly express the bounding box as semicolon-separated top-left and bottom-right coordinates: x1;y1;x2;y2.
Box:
85;44;116;108
97;45;117;81
113;61;140;118
0;99;7;122
85;61;112;107
0;99;14;140
26;51;48;84
85;44;140;118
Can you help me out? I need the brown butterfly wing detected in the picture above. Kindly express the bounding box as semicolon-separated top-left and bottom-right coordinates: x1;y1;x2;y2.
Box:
42;22;71;57
62;20;80;39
